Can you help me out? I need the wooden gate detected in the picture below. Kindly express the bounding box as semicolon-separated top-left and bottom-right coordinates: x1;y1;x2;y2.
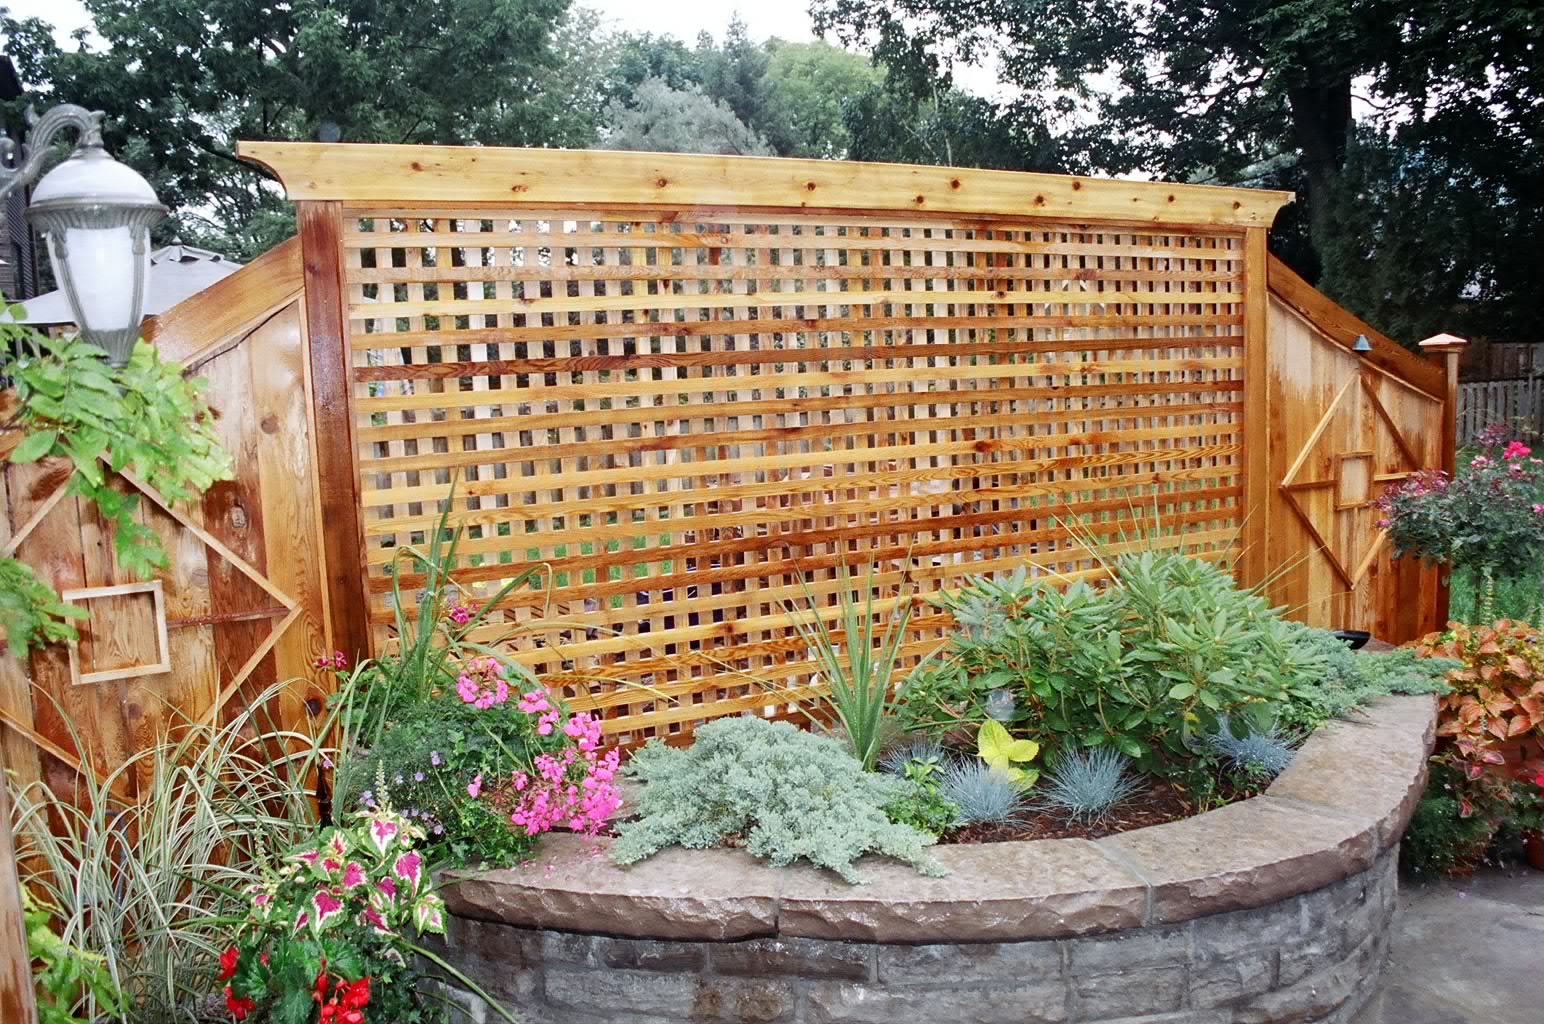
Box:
0;240;333;799
1260;257;1452;637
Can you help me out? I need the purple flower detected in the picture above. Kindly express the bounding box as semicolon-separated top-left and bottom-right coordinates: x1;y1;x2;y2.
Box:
414;771;425;782
430;751;442;767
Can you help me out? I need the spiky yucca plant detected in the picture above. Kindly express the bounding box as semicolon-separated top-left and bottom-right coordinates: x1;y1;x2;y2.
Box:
786;565;931;771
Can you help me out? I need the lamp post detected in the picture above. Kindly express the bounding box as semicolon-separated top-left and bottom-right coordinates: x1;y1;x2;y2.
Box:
0;104;166;367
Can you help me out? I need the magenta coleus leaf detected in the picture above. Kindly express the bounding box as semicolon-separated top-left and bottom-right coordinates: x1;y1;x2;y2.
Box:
361;904;390;935
368;817;400;856
310;887;345;935
340;861;367;892
392;851;424;896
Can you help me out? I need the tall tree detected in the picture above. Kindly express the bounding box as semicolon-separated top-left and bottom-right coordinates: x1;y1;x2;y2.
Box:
844;80;1063;172
812;0;1543;344
694;16;772;135
761;41;882;159
601;78;772;156
3;0;577;257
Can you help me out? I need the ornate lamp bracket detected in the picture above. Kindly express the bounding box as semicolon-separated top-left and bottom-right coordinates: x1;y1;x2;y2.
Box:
0;104;106;208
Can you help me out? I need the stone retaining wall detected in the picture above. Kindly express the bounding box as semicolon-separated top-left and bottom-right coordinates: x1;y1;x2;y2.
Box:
433;696;1435;1024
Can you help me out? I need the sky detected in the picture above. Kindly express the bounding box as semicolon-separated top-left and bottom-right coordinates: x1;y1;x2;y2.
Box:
1;0;1005;96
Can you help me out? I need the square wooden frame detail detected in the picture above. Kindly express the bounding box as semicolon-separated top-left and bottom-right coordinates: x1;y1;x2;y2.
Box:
1333;451;1376;510
61;580;172;685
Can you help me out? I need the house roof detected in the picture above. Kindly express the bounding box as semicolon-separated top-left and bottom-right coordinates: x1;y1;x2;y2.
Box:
5;245;244;325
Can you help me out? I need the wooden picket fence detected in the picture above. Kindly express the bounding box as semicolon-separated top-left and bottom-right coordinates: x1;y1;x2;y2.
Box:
1457;377;1544;446
0;144;1461;799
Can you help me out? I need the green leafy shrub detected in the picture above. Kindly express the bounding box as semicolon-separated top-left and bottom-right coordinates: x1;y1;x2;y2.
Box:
612;717;943;883
1401;764;1506;877
25;892;125;1024
1038;748;1141;823
904;555;1460;788
881;753;959;836
902;556;1312;777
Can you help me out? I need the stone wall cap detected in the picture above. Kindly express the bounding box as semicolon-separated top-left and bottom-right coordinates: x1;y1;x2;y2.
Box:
441;695;1436;944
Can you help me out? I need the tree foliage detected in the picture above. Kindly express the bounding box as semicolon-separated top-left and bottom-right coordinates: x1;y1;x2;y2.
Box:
601;78;772;156
3;0;580;259
812;0;1543;345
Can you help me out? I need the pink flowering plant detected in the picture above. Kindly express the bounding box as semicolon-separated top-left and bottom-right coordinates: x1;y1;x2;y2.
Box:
1377;426;1544;617
334;649;623;865
322;490;621;866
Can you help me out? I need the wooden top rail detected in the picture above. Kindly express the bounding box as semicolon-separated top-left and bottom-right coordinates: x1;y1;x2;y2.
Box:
237;141;1294;229
143;236;304;367
1266;254;1446;399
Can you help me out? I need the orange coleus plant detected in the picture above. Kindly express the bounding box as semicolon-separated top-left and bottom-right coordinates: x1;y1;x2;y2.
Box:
1414;621;1544;774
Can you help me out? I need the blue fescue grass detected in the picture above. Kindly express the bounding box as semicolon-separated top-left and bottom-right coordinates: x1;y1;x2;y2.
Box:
1039;747;1142;823
938;759;1023;826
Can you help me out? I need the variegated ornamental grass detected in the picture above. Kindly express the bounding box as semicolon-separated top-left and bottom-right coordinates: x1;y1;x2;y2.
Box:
9;685;320;1022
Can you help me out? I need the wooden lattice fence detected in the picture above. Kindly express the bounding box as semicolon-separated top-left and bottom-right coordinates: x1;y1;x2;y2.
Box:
0;143;1460;774
343;206;1249;745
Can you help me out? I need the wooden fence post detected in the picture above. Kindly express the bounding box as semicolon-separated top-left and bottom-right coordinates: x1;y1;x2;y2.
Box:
1241;227;1271;591
1;783;38;1024
297;201;372;665
1419;333;1469;628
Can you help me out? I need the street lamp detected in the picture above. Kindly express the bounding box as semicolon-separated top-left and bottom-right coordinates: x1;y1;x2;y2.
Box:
0;104;166;367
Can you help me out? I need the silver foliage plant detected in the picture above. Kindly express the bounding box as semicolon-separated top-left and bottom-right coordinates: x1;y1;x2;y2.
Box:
611;717;944;884
879;734;946;775
937;759;1023;826
1208;716;1297;778
1040;747;1142;823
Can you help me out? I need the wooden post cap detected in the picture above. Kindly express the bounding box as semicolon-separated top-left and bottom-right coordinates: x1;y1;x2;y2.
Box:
1418;333;1469;350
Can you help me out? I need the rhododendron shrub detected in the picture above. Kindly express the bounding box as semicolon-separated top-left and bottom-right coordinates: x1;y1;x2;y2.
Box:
217;808;448;1024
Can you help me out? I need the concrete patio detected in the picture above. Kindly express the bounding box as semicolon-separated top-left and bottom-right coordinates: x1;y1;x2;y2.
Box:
1353;865;1544;1024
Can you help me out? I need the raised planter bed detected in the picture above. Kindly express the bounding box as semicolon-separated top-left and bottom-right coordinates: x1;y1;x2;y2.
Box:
432;696;1436;1024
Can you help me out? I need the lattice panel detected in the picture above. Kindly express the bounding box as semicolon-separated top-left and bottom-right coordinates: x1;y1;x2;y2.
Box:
343;206;1246;747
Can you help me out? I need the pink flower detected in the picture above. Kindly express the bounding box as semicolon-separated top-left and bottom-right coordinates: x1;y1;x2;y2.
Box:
448;604;473;626
456;658;512;709
313;650;348;670
1503;441;1531;461
467;773;483;799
